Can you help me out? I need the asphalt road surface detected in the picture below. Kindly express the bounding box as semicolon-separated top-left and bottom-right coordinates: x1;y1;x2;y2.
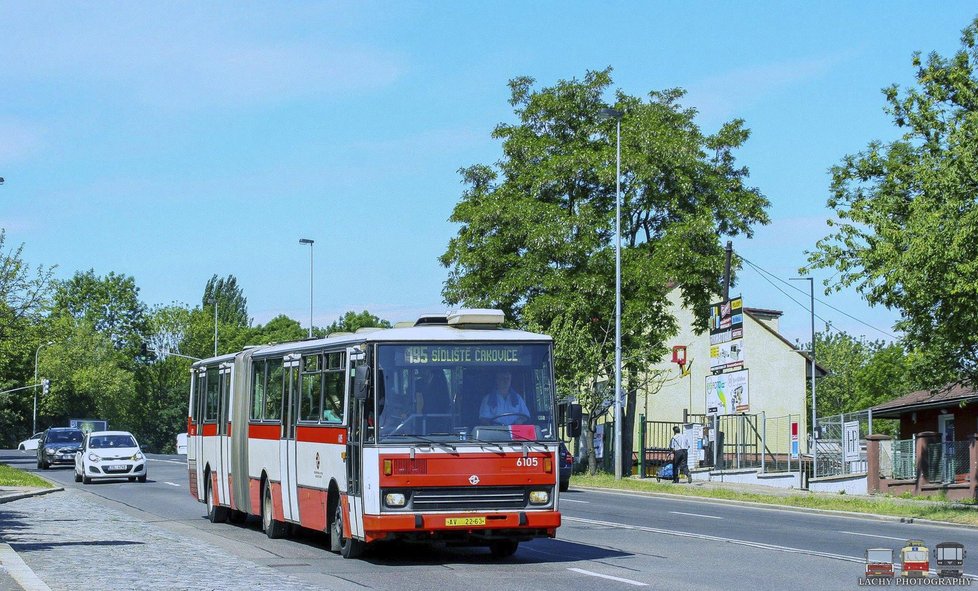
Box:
4;448;976;590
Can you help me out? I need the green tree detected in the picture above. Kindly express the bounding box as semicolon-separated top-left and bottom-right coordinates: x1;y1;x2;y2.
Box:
811;331;922;418
441;68;769;473
0;230;55;444
325;310;392;335
806;18;978;388
202;274;249;327
52;270;148;352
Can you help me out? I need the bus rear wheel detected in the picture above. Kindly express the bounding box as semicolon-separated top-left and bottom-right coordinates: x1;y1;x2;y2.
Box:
262;482;287;539
333;501;364;559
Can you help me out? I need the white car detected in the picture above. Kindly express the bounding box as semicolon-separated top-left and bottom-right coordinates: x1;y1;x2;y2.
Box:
18;432;43;451
74;430;147;484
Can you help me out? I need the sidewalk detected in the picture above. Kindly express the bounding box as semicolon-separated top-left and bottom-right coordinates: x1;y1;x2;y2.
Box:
0;486;325;591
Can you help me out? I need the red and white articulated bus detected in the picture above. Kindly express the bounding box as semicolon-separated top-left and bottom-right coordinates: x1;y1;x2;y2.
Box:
187;309;580;559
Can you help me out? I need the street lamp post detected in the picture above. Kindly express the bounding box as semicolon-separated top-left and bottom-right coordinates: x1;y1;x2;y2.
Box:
791;276;817;478
599;107;624;480
33;341;53;434
299;238;315;338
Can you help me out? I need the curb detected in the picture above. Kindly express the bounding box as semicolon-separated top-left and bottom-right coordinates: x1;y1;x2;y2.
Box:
0;488;62;505
0;543;50;591
570;484;978;527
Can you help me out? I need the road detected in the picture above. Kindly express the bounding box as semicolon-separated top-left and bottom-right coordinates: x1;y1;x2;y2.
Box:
2;448;975;590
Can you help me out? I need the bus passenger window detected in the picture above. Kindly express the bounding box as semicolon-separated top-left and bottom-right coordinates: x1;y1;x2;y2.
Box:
265;360;284;421
251;361;266;420
205;367;219;421
301;371;322;422
323;370;343;423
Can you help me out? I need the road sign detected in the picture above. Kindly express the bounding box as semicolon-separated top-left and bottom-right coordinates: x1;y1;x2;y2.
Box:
790;421;799;459
843;420;860;462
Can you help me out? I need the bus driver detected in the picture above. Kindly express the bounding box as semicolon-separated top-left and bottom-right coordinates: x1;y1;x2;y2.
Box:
479;370;530;425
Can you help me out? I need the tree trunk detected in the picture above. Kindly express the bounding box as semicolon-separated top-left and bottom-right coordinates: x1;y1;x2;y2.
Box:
584;415;598;475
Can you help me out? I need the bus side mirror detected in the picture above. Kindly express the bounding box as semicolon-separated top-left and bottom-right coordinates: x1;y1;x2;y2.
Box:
354;365;370;400
566;403;582;438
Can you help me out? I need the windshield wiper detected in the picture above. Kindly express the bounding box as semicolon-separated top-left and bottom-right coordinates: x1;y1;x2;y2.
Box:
383;433;457;453
463;435;506;452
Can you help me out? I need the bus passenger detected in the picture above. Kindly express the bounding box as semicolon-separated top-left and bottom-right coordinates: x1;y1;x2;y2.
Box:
479;370;530;425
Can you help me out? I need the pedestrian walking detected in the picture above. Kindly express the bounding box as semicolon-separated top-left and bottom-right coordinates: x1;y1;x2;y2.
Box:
669;425;692;483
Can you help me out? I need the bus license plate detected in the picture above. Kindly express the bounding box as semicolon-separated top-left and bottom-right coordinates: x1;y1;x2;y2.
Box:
445;517;485;527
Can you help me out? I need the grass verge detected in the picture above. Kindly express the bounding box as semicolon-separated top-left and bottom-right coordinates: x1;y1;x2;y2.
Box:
572;473;978;527
0;463;55;488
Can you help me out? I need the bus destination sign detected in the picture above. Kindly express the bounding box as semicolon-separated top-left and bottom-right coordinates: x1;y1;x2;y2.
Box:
401;345;523;365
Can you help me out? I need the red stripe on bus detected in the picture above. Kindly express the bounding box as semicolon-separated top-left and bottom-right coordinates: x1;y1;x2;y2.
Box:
378;453;557;487
270;481;284;522
340;494;352;538
200;423;218;437
297;486;327;532
249;477;261;511
296;425;346;444
248;424;280;440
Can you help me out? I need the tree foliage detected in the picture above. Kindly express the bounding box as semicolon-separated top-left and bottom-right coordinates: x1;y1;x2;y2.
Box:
202;274;249;327
441;68;769;471
806;18;978;387
326;310;392;334
810;330;923;418
52;270;147;352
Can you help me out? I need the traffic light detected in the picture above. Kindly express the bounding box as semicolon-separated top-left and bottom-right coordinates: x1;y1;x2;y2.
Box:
42;378;50;396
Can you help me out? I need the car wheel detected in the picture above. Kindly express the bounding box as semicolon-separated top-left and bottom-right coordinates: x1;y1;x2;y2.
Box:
129;477;136;482
489;540;519;559
261;482;287;539
82;475;91;484
334;500;364;559
18;444;24;451
74;471;82;483
138;474;147;483
36;459;42;469
206;476;228;523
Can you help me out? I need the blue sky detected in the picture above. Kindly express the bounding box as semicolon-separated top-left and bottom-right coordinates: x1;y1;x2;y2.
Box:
1;2;975;346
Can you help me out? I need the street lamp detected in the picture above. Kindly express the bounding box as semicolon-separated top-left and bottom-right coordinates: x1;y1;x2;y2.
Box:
33;341;54;434
598;107;624;480
791;276;817;478
299;238;315;338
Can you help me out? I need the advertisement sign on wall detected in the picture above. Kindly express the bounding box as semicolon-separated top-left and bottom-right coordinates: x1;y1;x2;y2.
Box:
709;296;745;371
705;369;749;415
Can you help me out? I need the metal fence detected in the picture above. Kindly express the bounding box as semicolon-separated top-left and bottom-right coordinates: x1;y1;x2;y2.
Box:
637;412;800;475
924;441;970;484
879;438;916;480
812;411;870;478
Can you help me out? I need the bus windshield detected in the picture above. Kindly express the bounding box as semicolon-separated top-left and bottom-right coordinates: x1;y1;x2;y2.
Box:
375;343;556;443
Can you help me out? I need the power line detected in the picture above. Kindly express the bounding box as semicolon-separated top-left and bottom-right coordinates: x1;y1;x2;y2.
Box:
739;256;899;340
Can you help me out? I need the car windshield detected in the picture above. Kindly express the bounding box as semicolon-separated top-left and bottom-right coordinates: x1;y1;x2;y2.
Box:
48;430;82;443
90;435;137;449
375;343;556;443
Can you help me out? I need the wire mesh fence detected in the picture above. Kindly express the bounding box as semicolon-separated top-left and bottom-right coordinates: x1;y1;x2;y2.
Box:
924;441;970;484
878;438;916;480
813;410;870;478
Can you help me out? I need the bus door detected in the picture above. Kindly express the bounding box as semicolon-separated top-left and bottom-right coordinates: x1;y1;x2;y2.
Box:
280;354;301;522
344;346;365;538
191;367;207;499
217;362;233;507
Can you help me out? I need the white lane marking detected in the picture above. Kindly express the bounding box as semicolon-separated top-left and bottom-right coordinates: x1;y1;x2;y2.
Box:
568;568;648;587
670;511;722;519
839;531;905;541
164;482;181;487
148;458;187;465
560;498;590;504
564;516;861;563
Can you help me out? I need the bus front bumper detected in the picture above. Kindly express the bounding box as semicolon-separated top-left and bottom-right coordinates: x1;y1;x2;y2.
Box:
362;511;561;543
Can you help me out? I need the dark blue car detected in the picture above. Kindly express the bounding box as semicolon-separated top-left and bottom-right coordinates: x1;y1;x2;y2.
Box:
559;442;573;492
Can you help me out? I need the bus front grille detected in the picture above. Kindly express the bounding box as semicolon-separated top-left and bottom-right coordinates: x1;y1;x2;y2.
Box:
387;487;530;511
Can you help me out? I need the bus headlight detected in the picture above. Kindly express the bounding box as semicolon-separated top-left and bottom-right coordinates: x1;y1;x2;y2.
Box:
385;493;407;508
528;491;549;505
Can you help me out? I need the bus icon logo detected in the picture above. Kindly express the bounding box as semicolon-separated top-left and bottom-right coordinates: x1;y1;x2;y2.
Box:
469;475;480;485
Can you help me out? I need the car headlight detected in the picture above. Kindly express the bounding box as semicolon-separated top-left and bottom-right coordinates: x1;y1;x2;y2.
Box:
528;490;550;505
384;493;407;507
88;453;101;463
131;451;144;461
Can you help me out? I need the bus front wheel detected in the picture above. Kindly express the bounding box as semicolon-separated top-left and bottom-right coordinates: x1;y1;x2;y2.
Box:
333;501;364;559
489;540;518;559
